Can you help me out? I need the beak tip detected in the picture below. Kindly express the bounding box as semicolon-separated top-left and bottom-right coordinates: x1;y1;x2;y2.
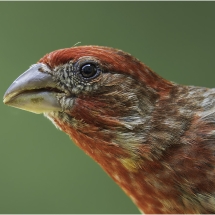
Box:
3;93;9;104
3;87;15;105
3;98;9;105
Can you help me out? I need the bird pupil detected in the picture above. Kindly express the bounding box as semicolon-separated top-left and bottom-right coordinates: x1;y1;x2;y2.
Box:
81;64;97;78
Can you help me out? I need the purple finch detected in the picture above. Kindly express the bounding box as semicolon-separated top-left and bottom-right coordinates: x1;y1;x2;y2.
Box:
3;46;215;213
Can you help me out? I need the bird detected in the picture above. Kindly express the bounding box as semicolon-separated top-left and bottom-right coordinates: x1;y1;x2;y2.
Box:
3;45;215;213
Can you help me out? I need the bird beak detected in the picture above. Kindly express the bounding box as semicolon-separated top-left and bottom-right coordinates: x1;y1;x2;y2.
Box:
3;63;62;114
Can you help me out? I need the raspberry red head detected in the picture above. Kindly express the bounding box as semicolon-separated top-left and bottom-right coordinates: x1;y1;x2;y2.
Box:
4;46;215;213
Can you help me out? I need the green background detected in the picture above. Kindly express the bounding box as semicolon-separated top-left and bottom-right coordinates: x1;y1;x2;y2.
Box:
1;2;215;214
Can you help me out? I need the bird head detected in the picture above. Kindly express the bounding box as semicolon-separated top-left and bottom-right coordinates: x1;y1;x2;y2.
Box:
5;46;196;213
3;45;173;154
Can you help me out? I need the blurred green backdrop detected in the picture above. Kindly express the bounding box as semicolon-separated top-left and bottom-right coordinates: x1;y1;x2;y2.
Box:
1;2;215;214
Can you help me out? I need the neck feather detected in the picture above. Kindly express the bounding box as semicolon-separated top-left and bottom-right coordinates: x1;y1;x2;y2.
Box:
45;83;215;213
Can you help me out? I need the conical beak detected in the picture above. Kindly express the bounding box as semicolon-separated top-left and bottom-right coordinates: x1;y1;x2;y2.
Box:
3;63;62;114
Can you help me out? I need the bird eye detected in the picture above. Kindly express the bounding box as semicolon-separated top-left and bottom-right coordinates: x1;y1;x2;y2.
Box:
80;63;97;78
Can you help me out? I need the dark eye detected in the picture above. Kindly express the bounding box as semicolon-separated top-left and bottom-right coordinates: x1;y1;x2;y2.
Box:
80;63;97;78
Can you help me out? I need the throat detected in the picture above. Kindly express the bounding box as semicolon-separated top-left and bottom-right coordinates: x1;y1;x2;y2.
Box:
45;109;200;214
64;125;185;214
45;112;181;213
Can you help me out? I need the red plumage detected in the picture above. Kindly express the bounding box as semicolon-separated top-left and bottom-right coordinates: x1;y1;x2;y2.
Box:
39;46;172;91
4;45;215;213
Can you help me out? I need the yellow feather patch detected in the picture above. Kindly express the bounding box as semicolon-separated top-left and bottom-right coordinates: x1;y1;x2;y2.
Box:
120;157;139;172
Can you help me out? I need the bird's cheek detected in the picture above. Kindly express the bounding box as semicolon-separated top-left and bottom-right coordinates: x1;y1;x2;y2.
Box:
59;96;76;112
